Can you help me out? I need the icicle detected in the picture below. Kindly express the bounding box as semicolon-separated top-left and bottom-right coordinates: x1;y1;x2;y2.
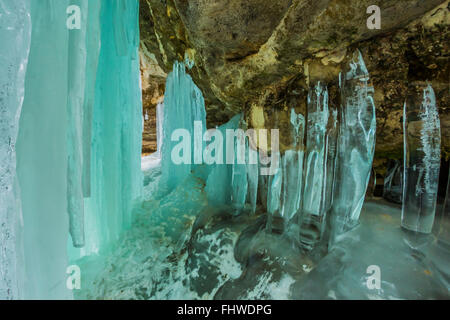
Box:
205;114;240;206
82;0;102;198
160;61;207;195
67;0;88;248
267;153;282;216
323;103;338;214
280;108;305;221
330;50;376;243
156;102;164;157
0;0;31;300
402;84;441;234
16;0;73;299
72;0;143;256
300;82;330;249
112;0;128;56
231;128;248;213
247;142;259;214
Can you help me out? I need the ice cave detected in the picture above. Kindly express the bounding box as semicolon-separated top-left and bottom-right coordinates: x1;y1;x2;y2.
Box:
0;0;449;300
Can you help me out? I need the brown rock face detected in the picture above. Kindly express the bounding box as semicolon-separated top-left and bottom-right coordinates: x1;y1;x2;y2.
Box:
139;0;449;165
140;44;166;154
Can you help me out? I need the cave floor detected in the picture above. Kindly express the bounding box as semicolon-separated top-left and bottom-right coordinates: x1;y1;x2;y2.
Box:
73;166;450;300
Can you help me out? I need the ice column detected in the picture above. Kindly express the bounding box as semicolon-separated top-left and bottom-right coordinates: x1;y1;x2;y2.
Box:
402;84;441;234
330;50;376;241
267;155;282;216
247;140;259;214
300;83;331;249
82;0;102;198
231;119;249;213
156;102;164;157
66;0;88;248
16;0;72;299
280;109;305;221
80;0;143;255
205;114;241;206
161;61;207;194
0;0;31;299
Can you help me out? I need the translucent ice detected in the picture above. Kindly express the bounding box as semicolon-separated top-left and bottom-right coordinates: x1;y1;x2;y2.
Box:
300;82;330;248
67;0;88;248
0;0;31;299
16;0;73;299
231;122;248;213
330;50;376;243
160;61;207;195
402;84;441;234
280;109;305;221
267;155;282;217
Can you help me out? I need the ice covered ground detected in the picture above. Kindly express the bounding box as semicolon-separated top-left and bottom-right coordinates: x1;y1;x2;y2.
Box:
72;158;449;300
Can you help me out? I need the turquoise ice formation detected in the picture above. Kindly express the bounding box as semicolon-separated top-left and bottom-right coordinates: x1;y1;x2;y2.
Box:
0;0;447;300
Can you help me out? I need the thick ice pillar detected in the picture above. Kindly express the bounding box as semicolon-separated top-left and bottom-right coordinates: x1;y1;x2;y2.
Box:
280;109;305;222
161;61;207;194
205;114;240;206
247;143;259;214
330;50;376;242
402;84;441;234
0;0;31;300
300;83;330;248
231;123;249;213
16;0;72;299
80;0;143;255
82;0;102;198
66;0;88;248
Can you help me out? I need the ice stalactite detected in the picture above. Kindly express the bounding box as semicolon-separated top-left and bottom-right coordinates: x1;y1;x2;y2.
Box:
231;119;249;213
267;153;282;217
0;0;31;300
16;0;72;299
82;0;101;198
156;102;164;158
160;61;207;195
67;0;88;248
0;0;143;299
205;114;240;206
79;0;143;255
383;160;403;204
300;83;330;249
402;84;441;234
280;109;305;222
246;142;259;214
330;50;376;244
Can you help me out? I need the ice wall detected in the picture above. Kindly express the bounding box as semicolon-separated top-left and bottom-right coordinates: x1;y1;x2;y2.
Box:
0;0;31;300
0;0;143;299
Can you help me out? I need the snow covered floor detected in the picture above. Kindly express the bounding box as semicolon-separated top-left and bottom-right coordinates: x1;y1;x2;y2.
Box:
73;162;449;300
